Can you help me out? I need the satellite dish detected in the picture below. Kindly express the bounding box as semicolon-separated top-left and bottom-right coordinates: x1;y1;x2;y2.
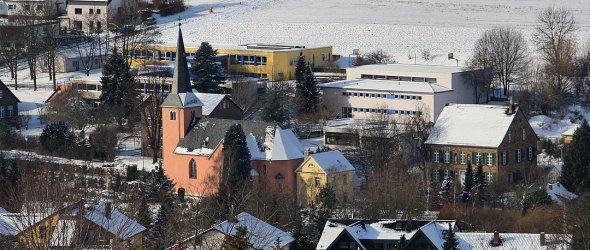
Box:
448;53;454;60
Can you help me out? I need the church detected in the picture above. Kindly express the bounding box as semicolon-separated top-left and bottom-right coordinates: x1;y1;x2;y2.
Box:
161;28;304;196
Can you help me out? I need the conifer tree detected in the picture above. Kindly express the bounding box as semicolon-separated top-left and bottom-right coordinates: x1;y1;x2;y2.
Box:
218;124;252;218
295;58;320;114
562;120;590;193
461;162;474;202
396;234;407;250
151;193;175;247
262;83;292;127
0;153;19;209
99;48;137;123
475;163;486;202
222;226;250;249
190;42;224;93
137;195;152;227
442;223;459;250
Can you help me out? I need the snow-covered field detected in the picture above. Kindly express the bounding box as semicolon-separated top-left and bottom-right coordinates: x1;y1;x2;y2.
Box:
157;0;590;65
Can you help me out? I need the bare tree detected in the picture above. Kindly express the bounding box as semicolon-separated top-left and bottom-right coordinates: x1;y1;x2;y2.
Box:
230;76;258;113
472;27;528;97
533;7;578;104
363;49;395;65
0;25;25;90
139;67;168;163
42;86;92;130
464;59;493;103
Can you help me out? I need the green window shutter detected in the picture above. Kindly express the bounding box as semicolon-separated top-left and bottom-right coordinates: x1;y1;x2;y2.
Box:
492;153;497;165
506;152;509;165
482;153;487;165
449;151;453;164
472;151;477;164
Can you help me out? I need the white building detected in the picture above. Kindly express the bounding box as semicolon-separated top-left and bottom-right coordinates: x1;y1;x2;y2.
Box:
0;0;66;17
320;64;478;122
65;0;137;33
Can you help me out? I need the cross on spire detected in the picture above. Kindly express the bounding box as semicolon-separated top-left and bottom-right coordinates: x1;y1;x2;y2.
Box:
178;16;182;27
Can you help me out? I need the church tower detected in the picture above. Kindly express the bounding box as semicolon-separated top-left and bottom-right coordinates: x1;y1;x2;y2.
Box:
161;27;203;173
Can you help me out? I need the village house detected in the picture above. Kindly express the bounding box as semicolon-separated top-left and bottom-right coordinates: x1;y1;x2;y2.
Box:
295;150;355;207
174;212;295;250
63;0;138;33
320;64;479;122
0;80;20;126
130;42;333;81
424;103;539;186
0;201;146;249
0;0;66;17
316;219;458;250
36;45;109;74
161;28;304;196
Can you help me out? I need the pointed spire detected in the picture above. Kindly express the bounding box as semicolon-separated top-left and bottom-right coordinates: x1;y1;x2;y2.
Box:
172;27;190;94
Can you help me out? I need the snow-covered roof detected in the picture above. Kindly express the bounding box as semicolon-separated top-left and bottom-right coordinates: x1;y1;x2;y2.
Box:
425;104;516;148
0;213;46;236
319;79;452;93
192;90;228;116
418;221;459;249
160;41;331;53
83;202;146;240
268;127;304;160
561;124;579;136
349;64;466;74
317;219;456;250
296;150;355;174
212;212;295;250
546;183;578;205
454;232;570;250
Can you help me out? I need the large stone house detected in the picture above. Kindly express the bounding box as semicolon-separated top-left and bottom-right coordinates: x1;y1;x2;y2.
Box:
425;104;539;186
0;80;20;125
161;28;304;196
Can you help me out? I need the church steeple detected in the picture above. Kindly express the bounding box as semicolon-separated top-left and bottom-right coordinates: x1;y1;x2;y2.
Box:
162;27;202;108
172;27;190;94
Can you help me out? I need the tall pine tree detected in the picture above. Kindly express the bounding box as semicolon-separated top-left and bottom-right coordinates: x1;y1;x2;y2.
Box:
218;124;252;218
461;162;474;202
295;56;319;114
99;48;137;124
190;42;224;93
262;84;292;127
442;223;459;250
562;120;590;193
137;195;152;227
396;234;407;250
475;163;486;203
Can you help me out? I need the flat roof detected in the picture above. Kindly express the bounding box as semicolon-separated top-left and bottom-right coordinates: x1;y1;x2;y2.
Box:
158;41;331;52
349;64;466;74
319;79;452;93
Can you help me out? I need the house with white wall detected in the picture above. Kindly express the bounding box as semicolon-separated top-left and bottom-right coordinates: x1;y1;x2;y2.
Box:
320;64;478;122
65;0;137;33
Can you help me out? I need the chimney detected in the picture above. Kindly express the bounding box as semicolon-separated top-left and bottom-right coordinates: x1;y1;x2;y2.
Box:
507;104;513;114
492;231;501;246
304;149;311;160
540;232;546;246
105;202;112;219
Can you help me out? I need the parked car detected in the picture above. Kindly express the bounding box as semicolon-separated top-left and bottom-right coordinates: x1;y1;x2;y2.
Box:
142;17;157;26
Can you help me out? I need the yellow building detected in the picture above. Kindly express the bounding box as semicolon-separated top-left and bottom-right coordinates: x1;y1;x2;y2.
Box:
130;42;333;81
295;150;355;207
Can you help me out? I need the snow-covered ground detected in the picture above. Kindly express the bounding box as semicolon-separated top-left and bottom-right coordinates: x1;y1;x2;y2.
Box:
156;0;590;66
529;105;590;140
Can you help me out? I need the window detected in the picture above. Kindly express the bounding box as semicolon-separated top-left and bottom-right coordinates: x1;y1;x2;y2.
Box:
444;151;451;164
7;106;13;117
8;4;15;10
96;9;101;14
434;151;440;163
75;8;82;14
314;177;321;187
24;4;30;10
36;5;43;10
501;152;507;166
487;153;493;165
517;149;522;163
475;152;482;165
508;131;512;143
522;129;526;140
486;172;495;184
89;9;94;14
0;90;3;99
170;111;176;120
289;57;298;66
188;159;197;179
0;106;4;118
432;169;440;182
460;152;466;164
528;147;534;161
96;22;102;32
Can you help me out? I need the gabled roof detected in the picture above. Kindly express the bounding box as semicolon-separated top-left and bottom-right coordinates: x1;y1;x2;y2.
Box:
0;80;21;103
0;213;46;236
319;79;452;93
425;104;518;148
546;183;578;205
50;219;77;247
211;212;295;250
454;232;570;249
269;127;304;160
296;150;355;174
82;202;146;240
192;90;243;116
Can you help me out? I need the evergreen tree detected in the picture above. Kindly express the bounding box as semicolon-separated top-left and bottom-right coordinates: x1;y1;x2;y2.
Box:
99;48;137;124
262;84;292;127
151;193;175;247
474;163;486;202
396;234;407;250
137;195;152;227
461;162;474;202
318;185;337;209
295;61;320;114
190;42;224;93
0;153;19;209
295;53;306;84
562;120;590;193
442;223;459;250
40;122;74;153
218;124;252;218
222;226;250;249
439;176;453;205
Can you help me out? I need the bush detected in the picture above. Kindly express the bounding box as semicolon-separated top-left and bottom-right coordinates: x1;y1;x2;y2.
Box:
159;0;185;16
90;126;118;161
40;122;75;153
